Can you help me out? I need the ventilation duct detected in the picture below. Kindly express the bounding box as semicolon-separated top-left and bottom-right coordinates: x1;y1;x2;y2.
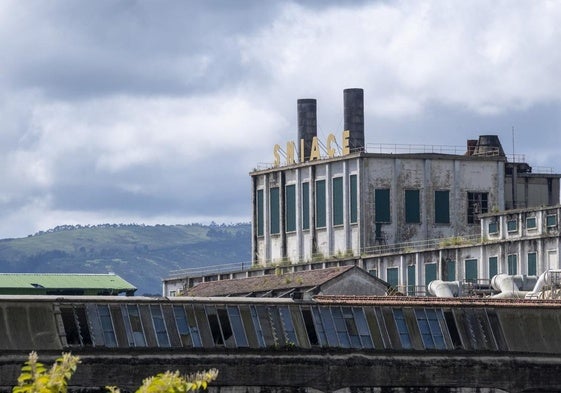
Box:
427;280;461;298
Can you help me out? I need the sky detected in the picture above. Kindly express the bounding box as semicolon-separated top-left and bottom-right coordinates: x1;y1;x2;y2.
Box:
1;0;560;239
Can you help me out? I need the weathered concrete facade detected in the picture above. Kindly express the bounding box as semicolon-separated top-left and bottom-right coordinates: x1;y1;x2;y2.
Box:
250;91;559;268
252;152;508;266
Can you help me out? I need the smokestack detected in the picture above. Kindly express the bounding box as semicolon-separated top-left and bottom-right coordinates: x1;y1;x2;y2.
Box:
297;99;317;161
473;135;506;157
343;88;365;152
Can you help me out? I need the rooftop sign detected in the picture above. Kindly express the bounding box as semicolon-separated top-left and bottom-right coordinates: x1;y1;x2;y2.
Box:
273;130;351;167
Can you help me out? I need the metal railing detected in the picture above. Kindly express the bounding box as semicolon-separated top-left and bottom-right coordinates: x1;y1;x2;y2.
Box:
362;234;481;256
167;234;483;279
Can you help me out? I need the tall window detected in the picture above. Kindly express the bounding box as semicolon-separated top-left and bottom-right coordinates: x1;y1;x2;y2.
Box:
488;256;498;279
256;189;264;236
393;309;412;349
425;263;437;285
350;174;358;223
434;190;450;224
445;260;456;281
405;190;420;223
387;267;399;289
507;254;518;275
302;182;310;230
270;187;280;234
332;177;344;226
407;265;416;296
465;259;478;282
316;180;326;228
528;252;537;276
375;189;390;223
467;192;488;224
285;185;296;232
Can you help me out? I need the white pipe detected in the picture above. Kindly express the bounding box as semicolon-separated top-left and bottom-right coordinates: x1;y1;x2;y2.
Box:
491;274;538;298
427;280;461;298
525;269;561;299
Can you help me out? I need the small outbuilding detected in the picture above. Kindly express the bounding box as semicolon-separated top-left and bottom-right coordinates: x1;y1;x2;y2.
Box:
0;273;137;296
184;265;389;298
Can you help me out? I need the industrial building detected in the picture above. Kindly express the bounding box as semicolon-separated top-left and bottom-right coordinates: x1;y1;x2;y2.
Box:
251;88;559;266
163;89;560;298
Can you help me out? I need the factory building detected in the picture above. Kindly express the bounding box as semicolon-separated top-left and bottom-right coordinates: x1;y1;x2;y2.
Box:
251;88;560;267
163;89;560;298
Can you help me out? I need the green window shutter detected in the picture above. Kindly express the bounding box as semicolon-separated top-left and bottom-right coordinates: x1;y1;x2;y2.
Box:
488;256;498;279
507;254;518;275
387;267;399;289
316;180;326;228
285;185;296;232
434;190;450;224
302;182;310;230
445;260;456;281
425;263;437;295
405;190;420;223
528;252;537;275
407;265;416;295
465;259;477;282
350;174;358;223
270;187;280;234
332;177;344;226
375;189;390;223
256;189;264;236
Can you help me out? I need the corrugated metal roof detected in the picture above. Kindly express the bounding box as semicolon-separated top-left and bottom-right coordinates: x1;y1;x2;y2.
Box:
0;273;136;290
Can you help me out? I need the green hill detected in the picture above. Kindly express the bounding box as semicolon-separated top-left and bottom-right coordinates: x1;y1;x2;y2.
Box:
0;223;251;295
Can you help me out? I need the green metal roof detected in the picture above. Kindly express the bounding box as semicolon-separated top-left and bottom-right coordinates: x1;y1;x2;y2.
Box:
0;273;136;294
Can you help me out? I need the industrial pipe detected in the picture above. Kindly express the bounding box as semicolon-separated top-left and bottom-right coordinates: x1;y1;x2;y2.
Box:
427;280;461;298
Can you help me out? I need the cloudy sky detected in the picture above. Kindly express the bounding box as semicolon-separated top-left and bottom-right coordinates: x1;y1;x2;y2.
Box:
1;0;560;239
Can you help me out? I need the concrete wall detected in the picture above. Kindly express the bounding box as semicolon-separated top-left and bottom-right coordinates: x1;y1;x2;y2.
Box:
1;351;560;393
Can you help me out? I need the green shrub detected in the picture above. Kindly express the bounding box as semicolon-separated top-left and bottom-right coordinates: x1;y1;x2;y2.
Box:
13;352;218;393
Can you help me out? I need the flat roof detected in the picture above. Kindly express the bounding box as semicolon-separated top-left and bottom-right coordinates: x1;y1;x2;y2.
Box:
0;273;136;290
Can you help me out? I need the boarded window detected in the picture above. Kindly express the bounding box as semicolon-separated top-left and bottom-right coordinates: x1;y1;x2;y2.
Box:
445;260;456;281
425;263;437;291
488;256;498;279
434;190;450;224
386;267;399;289
270;187;280;234
405;190;420;223
256;189;264;236
302;182;310;230
465;259;478;282
528;252;537;276
375;189;390;223
407;265;416;296
507;254;518;275
350;174;358;223
285;185;296;232
332;177;344;226
316;180;326;228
